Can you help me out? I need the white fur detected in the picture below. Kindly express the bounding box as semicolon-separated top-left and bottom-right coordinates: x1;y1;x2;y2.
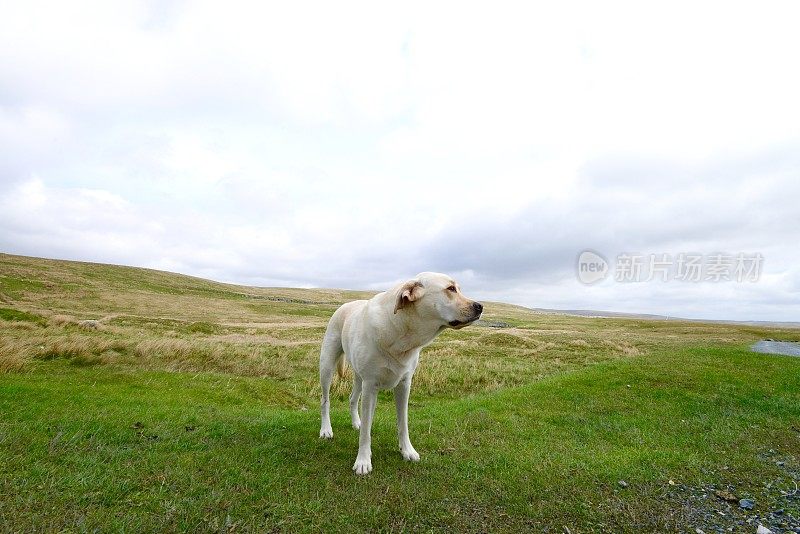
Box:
318;272;482;475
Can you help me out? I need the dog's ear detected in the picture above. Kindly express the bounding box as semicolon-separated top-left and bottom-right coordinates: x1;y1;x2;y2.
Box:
394;280;424;314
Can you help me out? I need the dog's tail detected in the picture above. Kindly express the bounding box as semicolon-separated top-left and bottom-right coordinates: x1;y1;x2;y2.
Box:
335;353;347;378
320;307;346;383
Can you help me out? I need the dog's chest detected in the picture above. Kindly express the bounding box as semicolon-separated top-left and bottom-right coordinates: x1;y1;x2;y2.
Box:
374;367;404;389
373;352;418;390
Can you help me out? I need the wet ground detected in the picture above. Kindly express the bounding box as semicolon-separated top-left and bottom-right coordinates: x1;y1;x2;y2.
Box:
752;341;800;357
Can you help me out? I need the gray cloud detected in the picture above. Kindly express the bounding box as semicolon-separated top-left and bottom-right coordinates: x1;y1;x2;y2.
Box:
1;1;799;321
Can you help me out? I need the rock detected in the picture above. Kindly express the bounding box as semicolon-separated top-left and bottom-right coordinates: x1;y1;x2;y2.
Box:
715;489;738;502
739;498;755;510
474;320;511;328
618;480;628;488
757;525;773;534
78;319;101;329
696;529;705;534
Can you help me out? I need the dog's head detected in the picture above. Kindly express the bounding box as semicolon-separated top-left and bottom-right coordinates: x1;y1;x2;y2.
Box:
393;272;482;329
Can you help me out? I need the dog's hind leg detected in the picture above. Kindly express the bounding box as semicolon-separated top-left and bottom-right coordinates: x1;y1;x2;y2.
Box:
349;374;362;430
319;328;343;439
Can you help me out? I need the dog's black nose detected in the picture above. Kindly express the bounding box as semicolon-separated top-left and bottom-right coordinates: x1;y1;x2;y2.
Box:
473;302;483;314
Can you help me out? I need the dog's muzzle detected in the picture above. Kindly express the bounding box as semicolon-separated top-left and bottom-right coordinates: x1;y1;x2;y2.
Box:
448;302;483;327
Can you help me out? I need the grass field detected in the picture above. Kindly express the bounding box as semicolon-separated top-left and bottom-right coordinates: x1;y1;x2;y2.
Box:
1;253;799;532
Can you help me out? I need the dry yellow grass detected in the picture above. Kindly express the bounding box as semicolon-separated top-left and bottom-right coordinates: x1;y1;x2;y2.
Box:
0;337;28;373
1;253;798;402
49;314;75;326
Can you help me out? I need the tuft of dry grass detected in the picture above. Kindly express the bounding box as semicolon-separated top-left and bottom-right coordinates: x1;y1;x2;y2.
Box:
134;338;225;370
0;338;28;372
36;336;122;366
49;314;75;326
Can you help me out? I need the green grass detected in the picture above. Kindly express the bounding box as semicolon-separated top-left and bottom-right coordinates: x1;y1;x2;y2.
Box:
2;347;798;531
0;307;47;325
0;253;799;531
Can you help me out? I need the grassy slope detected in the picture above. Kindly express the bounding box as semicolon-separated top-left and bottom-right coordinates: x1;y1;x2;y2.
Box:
1;253;799;532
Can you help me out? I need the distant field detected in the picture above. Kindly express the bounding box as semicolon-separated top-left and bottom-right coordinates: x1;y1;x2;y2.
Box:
1;253;799;532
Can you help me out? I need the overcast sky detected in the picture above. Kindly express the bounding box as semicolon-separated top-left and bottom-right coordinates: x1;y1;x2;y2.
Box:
1;1;799;321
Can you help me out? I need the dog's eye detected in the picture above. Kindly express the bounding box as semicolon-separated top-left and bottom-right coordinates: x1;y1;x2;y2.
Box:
447;285;457;292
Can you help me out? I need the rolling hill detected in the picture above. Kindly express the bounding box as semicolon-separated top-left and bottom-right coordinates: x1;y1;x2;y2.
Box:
1;253;799;532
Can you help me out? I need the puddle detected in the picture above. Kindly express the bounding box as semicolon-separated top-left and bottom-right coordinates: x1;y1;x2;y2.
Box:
751;340;800;357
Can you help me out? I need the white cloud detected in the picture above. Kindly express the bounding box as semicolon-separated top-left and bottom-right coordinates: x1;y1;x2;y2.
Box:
0;0;799;321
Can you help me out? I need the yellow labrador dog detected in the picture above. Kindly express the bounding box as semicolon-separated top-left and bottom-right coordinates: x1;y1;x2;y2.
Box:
319;272;482;475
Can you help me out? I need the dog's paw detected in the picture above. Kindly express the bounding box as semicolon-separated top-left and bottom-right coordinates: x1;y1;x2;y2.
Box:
319;427;333;439
401;446;420;462
351;418;361;430
352;457;372;475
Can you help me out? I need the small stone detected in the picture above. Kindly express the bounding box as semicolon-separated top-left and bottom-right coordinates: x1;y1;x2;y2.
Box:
696;528;705;534
715;489;738;502
669;479;676;486
740;498;755;510
618;480;628;488
757;525;773;534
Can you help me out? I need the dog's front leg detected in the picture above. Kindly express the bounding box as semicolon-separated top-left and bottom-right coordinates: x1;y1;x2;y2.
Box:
353;381;377;475
394;375;420;461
